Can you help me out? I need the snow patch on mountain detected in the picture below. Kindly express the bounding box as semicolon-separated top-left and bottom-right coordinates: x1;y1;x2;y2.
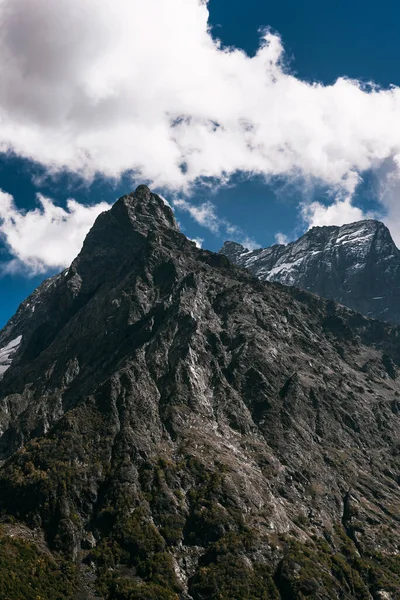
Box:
267;257;305;281
0;335;22;376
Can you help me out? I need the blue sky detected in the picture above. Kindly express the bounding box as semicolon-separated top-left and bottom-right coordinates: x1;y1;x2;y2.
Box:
0;0;400;326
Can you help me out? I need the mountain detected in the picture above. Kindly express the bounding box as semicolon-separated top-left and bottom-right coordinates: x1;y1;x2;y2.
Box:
220;220;400;325
1;187;400;599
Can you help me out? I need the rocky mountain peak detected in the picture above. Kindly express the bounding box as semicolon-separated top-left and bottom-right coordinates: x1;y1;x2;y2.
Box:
220;240;247;252
76;184;177;257
220;218;400;324
219;240;249;260
112;184;179;235
63;185;180;292
305;219;395;251
0;186;185;378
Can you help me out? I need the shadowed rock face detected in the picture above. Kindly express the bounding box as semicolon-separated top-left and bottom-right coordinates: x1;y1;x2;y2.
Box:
220;220;400;325
1;187;400;599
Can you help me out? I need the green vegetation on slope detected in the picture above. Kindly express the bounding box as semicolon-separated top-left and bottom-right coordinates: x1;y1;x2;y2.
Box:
0;527;76;600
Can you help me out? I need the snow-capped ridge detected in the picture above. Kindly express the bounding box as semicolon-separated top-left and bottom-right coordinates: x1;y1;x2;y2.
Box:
220;219;400;325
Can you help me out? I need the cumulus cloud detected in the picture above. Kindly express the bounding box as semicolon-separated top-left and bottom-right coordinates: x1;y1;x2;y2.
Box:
173;199;221;233
0;191;111;274
173;198;259;248
302;197;371;230
1;0;400;237
190;237;203;248
275;232;289;245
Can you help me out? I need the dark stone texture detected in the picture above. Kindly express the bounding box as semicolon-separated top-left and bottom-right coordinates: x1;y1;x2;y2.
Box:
0;187;400;598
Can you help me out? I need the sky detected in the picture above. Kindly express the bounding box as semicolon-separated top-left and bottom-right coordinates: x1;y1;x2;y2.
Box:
1;0;400;325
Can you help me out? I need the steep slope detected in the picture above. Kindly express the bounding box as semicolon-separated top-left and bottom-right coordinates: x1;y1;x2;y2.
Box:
0;187;400;599
220;220;400;324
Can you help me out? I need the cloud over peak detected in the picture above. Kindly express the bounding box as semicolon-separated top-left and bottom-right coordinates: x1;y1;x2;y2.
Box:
1;0;400;238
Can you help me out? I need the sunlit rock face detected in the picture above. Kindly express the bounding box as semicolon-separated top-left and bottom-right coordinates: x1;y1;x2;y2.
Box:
220;220;400;324
0;188;400;598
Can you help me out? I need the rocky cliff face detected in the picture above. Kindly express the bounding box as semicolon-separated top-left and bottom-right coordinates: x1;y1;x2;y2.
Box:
220;220;400;325
1;187;400;599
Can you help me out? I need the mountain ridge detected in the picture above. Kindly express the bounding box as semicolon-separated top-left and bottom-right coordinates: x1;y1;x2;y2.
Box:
0;188;400;598
220;219;400;324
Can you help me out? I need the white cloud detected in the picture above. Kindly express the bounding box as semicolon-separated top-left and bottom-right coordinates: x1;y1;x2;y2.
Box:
190;237;203;248
2;1;400;238
275;232;289;245
0;2;399;189
301;197;372;230
237;236;260;251
173;199;220;233
0;191;111;274
173;197;259;249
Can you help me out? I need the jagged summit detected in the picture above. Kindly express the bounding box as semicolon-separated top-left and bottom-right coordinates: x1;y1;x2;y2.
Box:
80;184;178;252
304;219;395;250
219;240;251;259
220;240;248;252
0;185;190;386
72;185;179;269
308;218;388;232
220;218;400;324
110;184;179;234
